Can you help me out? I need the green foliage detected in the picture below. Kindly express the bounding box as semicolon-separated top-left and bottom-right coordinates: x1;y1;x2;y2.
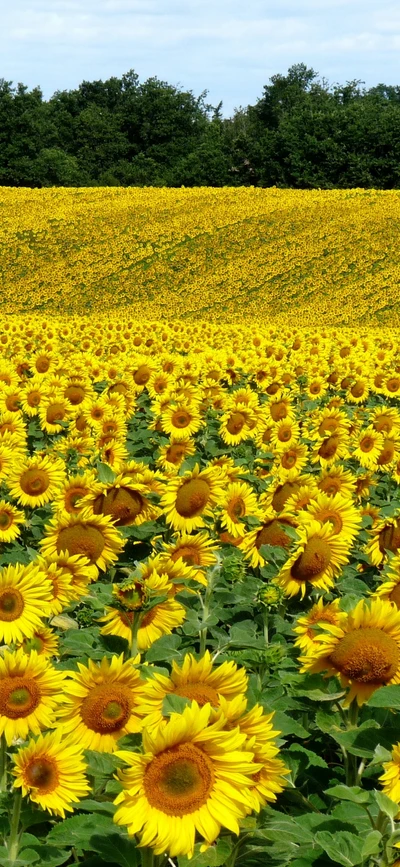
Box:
3;65;400;187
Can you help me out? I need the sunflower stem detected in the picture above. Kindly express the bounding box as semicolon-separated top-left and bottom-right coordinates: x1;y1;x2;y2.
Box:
0;734;7;792
263;609;269;646
130;612;142;659
140;847;155;867
8;786;22;864
199;565;216;655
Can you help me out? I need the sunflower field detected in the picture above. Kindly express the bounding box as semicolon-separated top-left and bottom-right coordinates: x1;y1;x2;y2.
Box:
2;193;400;867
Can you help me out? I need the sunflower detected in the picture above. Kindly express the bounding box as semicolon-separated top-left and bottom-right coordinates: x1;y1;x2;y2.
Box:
239;507;297;569
284;482;319;514
20;625;60;658
376;434;400;469
114;701;260;858
352;426;384;469
300;598;400;706
371;555;400;609
312;432;350;467
12;730;90;817
366;514;400;566
275;519;349;598
156;440;196;475
274;443;309;479
53;470;97;515
86;474;160;528
219;481;261;539
216;695;288;809
57;655;145;752
161;402;202;441
316;466;357;498
301;491;362;540
136;651;248;729
39;395;71;434
8;455;66;508
100;571;186;652
219;407;254;446
161;464;225;533
312;407;349;439
0;562;52;644
0;444;15;483
0;648;65;744
40;508;124;572
158;532;219;584
270;417;300;452
293;598;345;652
371;406;400;435
98;438;128;471
0;499;25;542
379;743;400;811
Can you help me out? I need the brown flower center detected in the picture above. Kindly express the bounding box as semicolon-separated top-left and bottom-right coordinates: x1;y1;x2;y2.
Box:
227;497;246;522
171;410;192;429
175;479;211;518
270;402;287;422
25;758;59;792
64;385;85;405
256;519;292;550
64;487;88;513
291;537;332;581
143;743;215;816
0;511;12;530
318;418;339;436
20;468;50;496
174;682;220;706
166;444;186;464
57;524;105;563
330;628;399;683
377;440;395;466
379;522;400;556
80;683;133;733
93;487;144;526
389;584;400;609
46;403;66;424
272;482;300;512
226;412;246;435
0;677;40;718
171;547;201;566
134;365;151;385
0;588;24;621
318;436;339;459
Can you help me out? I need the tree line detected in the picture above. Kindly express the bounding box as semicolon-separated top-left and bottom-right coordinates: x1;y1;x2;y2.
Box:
2;63;400;188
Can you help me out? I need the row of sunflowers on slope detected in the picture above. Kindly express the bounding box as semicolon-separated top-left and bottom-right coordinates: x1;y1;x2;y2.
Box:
1;318;400;865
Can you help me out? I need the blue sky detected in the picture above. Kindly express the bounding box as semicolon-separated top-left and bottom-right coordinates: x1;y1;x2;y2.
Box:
2;0;400;115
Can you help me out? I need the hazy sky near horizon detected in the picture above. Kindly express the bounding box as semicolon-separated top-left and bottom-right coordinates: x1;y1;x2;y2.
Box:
2;0;400;115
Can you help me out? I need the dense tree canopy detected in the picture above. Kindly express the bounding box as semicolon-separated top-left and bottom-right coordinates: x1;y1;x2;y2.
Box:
2;63;400;188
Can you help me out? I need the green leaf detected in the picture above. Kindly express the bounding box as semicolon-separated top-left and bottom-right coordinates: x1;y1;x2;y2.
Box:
162;694;191;716
288;744;328;769
374;790;399;819
267;710;309;738
84;751;125;780
22;845;71;867
361;831;382;859
76;799;116;815
331;720;381;758
47;814;116;848
178;839;233;867
97;462;117;484
313;831;364;866
90;832;139;867
324;785;370;804
367;685;400;708
145;634;182;662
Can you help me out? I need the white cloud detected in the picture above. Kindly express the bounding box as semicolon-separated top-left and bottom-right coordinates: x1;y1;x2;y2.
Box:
1;0;400;114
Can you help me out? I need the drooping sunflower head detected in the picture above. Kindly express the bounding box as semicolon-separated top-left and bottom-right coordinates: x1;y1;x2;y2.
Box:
300;598;400;705
275;519;350;598
40;508;124;572
161;464;225;533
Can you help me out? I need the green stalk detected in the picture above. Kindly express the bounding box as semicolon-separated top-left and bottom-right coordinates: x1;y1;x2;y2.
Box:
199;565;216;655
140;848;155;867
263;608;269;646
130;612;142;659
7;787;22;864
0;734;7;793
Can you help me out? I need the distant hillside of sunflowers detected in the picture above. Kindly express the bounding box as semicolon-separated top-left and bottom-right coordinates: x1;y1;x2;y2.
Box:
2;186;400;324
